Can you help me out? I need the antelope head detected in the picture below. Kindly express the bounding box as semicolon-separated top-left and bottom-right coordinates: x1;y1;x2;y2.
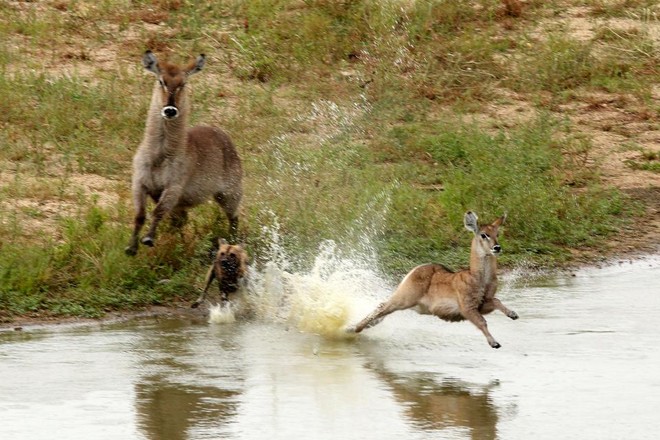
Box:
464;211;506;257
142;50;205;120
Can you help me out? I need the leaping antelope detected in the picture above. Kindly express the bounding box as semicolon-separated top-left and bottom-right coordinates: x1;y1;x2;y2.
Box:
348;211;518;349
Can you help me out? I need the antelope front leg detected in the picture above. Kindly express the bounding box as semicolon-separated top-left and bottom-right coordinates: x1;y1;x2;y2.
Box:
142;188;181;247
125;187;147;256
481;298;519;320
462;308;501;349
494;298;519;320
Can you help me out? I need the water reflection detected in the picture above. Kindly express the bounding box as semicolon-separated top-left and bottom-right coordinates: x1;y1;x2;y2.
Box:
130;319;245;440
136;378;239;440
1;257;659;440
369;365;499;439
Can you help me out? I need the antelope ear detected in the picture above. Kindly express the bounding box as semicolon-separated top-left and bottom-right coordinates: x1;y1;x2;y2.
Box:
186;54;206;76
493;213;507;228
142;50;160;75
464;211;479;234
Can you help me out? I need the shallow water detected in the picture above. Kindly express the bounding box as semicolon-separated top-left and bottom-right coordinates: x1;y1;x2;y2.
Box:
1;256;659;440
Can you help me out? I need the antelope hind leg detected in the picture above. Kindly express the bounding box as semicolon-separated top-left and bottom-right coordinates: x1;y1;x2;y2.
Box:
169;207;188;229
347;278;425;333
347;301;399;333
214;192;241;242
126;218;144;255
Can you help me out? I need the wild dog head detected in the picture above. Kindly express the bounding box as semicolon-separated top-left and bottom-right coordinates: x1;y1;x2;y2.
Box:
214;239;248;293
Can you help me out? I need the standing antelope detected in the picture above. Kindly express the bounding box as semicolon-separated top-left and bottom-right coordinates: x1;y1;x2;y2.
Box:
125;50;243;256
348;211;518;348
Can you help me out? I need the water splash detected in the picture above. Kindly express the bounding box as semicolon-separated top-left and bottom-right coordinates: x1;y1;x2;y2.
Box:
208;302;236;324
242;237;390;339
286;240;374;338
240;96;387;335
204;212;394;339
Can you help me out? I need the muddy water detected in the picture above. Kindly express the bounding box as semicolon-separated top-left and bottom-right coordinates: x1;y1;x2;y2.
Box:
1;255;659;440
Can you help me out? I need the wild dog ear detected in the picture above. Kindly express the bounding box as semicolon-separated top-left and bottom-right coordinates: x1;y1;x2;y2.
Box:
186;54;205;76
464;211;479;234
142;50;160;76
218;238;228;246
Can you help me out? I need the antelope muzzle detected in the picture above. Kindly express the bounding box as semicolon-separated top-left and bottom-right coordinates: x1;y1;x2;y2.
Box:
161;105;179;119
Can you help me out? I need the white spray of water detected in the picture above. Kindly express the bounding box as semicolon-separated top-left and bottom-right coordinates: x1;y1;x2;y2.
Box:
250;238;391;339
208;214;393;339
208;302;236;324
206;90;391;336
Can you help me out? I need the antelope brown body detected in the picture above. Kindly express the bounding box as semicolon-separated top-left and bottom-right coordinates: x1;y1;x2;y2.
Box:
348;211;518;349
125;51;243;256
192;240;248;308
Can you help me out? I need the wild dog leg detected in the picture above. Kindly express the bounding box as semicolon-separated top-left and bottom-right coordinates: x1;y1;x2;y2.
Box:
192;265;215;308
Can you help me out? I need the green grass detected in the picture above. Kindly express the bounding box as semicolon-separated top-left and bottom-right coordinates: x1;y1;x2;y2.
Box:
0;0;655;321
626;149;660;172
367;115;629;273
0;70;144;176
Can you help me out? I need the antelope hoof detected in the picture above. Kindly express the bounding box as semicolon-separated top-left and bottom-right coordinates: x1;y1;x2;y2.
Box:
125;246;138;256
490;341;501;349
508;311;519;320
141;236;155;247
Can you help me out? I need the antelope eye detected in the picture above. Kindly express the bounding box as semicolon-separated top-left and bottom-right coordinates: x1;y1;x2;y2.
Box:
480;233;489;240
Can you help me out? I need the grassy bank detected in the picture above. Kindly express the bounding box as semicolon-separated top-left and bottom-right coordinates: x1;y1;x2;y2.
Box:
1;0;657;321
